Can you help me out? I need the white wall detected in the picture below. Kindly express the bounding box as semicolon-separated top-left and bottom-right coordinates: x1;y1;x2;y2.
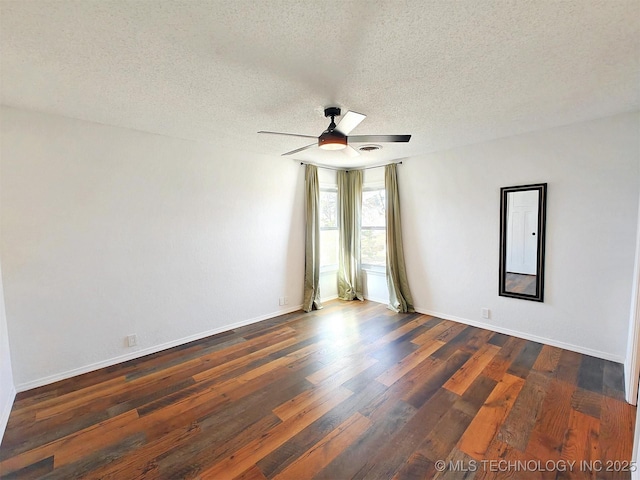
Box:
624;191;640;404
0;107;305;390
0;133;16;437
0;262;16;439
401;112;640;362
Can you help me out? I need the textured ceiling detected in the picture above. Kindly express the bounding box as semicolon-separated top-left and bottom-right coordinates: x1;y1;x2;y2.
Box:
1;0;638;168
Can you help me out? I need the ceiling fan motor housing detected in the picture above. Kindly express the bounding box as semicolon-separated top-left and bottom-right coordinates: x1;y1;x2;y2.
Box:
318;130;347;149
319;106;347;149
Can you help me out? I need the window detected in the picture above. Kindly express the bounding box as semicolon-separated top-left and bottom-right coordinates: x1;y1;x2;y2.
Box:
319;188;338;270
361;189;386;267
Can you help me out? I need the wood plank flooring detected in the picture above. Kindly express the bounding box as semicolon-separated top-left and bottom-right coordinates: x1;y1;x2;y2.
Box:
0;300;635;479
505;273;537;296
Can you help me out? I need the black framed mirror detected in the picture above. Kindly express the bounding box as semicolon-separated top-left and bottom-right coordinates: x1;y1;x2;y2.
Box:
499;183;547;302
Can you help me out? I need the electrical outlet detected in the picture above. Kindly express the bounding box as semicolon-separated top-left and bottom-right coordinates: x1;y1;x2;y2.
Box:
279;297;285;306
481;308;490;319
126;334;137;347
284;296;289;305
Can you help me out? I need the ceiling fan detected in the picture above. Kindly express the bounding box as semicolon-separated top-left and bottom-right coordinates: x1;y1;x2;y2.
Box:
258;107;411;157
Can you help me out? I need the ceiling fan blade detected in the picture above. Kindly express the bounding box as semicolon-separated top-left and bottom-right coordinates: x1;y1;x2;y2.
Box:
258;131;317;140
347;134;411;143
334;111;366;135
282;143;316;156
343;145;360;158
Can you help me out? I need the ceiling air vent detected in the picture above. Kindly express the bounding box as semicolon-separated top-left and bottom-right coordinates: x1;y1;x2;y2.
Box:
358;144;382;152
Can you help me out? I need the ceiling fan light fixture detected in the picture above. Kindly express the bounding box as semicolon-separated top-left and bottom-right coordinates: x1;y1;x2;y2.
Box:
318;133;347;150
319;139;347;150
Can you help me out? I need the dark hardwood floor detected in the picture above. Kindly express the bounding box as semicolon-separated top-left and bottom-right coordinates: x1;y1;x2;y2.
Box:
505;273;537;296
0;300;635;479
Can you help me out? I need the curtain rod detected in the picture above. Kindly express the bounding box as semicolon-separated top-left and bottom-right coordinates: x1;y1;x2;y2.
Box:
299;161;403;171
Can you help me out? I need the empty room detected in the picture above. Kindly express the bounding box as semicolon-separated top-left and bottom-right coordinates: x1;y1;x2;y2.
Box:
0;0;639;478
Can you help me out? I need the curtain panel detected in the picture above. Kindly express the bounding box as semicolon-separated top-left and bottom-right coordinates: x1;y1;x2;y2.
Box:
385;164;414;313
337;170;364;301
303;165;322;312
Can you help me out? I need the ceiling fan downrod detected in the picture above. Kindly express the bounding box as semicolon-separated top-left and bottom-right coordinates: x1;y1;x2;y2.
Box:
324;107;341;132
320;107;346;150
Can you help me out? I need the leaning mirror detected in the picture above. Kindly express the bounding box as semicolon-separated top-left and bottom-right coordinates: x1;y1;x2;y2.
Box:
499;183;547;302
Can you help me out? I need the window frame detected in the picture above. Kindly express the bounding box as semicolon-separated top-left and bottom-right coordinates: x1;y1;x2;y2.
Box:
360;186;386;272
319;186;339;273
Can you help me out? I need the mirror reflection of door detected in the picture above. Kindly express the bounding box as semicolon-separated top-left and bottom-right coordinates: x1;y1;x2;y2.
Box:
505;190;539;295
507;191;539;274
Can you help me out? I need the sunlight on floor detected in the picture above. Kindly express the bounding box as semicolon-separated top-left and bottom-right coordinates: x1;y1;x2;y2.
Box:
318;313;362;348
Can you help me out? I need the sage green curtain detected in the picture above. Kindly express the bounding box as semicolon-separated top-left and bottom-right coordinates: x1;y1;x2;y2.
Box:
385;164;414;313
303;165;322;312
337;170;364;301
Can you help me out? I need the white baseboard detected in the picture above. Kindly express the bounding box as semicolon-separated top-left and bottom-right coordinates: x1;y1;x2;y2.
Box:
16;305;303;392
415;307;625;364
0;384;16;441
320;294;338;303
323;295;387;305
364;296;389;305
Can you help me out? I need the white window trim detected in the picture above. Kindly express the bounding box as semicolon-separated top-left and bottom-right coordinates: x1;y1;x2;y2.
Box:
320;186;339;273
361;186;386;271
362;264;386;275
